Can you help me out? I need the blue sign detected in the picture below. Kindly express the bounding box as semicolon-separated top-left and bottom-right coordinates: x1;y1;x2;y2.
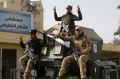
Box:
0;9;32;33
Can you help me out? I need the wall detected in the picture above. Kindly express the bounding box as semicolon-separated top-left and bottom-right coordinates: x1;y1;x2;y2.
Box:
101;51;120;65
0;0;43;38
0;43;24;79
0;0;43;79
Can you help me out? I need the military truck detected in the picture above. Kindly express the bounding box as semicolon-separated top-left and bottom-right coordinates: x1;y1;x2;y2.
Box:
21;24;120;79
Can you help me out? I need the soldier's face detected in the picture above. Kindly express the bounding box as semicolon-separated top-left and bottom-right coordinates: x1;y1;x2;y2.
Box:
30;33;36;39
67;8;72;13
75;29;82;36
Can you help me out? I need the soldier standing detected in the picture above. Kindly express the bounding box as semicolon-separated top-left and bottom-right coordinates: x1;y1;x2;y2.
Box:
19;29;46;79
56;26;92;79
54;5;83;35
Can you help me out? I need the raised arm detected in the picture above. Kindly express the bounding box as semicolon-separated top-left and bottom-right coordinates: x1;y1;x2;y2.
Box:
19;35;26;48
54;7;62;21
73;5;83;21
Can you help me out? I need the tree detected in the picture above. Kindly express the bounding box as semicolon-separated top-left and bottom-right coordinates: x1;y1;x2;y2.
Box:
113;38;120;45
117;5;120;9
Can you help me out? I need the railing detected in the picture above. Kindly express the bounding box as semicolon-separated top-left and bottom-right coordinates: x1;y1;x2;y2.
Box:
10;68;23;79
103;68;119;79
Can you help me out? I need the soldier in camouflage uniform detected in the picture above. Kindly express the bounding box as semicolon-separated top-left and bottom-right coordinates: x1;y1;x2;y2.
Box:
56;26;92;79
19;29;45;79
54;5;82;35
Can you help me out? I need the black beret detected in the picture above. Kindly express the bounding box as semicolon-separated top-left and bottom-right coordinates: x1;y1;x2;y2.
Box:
66;5;72;9
30;29;37;35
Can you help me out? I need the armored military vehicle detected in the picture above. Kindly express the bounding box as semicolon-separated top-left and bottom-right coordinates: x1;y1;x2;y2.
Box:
26;24;120;79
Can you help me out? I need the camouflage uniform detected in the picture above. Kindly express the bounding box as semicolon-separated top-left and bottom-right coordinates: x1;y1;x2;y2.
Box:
58;34;92;78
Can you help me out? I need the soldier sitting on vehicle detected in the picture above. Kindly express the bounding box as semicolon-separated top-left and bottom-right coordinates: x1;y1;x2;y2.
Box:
56;26;92;79
19;29;46;79
54;5;82;35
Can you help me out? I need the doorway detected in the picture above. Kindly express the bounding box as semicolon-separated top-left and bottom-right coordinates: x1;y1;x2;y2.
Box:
2;49;16;79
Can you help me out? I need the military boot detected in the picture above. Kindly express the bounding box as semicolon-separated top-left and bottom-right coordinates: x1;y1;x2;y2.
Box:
23;72;29;79
56;76;64;79
81;75;87;79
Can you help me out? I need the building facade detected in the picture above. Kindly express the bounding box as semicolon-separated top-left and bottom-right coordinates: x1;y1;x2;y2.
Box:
0;0;43;79
102;43;120;65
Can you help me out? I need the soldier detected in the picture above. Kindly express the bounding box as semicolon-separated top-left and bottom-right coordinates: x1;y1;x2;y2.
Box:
54;5;83;35
19;29;46;79
56;26;92;79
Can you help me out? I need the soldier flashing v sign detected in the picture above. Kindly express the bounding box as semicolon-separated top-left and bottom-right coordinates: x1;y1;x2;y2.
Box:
54;5;83;35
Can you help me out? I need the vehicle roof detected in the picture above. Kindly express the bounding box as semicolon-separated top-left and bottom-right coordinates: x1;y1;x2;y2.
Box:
45;24;103;42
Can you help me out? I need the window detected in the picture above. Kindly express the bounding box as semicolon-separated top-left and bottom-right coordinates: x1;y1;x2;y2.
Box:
41;47;47;55
93;41;98;53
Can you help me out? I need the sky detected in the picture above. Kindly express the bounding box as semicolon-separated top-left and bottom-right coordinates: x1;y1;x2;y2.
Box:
35;0;120;43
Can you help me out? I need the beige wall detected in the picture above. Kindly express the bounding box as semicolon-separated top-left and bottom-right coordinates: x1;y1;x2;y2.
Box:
4;0;21;10
0;0;43;78
102;43;120;65
0;32;29;44
101;51;120;65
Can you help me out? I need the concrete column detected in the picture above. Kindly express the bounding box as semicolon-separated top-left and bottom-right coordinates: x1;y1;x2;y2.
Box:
0;49;2;79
